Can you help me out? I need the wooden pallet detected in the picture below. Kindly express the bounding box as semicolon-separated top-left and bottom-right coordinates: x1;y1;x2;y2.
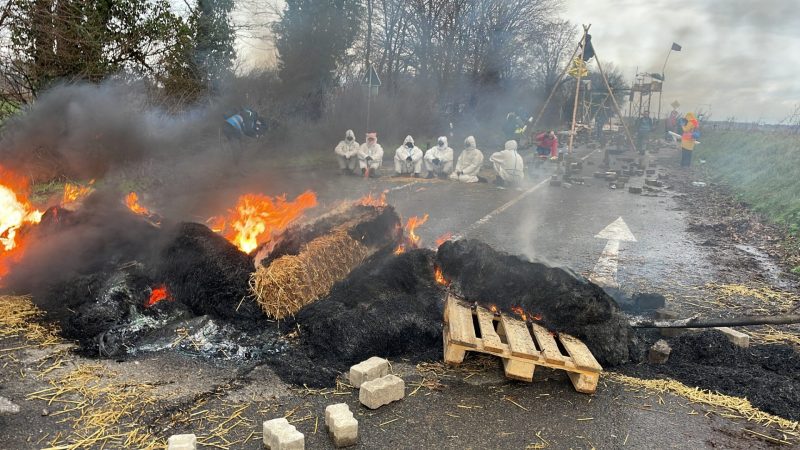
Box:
443;295;603;394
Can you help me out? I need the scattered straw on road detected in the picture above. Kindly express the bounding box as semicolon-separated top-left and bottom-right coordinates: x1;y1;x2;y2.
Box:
607;373;799;443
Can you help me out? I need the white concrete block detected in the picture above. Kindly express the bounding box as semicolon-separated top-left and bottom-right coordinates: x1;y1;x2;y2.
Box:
263;417;304;450
325;403;351;427
359;374;405;409
325;403;358;447
274;427;305;450
715;327;750;348
167;434;197;450
348;356;389;388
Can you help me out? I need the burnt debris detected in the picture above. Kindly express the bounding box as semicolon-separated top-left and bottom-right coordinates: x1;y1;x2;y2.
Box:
436;239;641;366
624;330;800;421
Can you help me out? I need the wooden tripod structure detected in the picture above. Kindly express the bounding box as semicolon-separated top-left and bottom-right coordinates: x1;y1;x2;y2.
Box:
530;25;637;154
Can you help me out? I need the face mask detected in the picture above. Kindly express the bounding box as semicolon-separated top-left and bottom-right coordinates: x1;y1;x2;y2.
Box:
438;140;445;147
346;136;353;141
406;142;414;148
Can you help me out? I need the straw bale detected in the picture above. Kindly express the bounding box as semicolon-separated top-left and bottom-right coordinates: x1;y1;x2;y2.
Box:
250;230;370;319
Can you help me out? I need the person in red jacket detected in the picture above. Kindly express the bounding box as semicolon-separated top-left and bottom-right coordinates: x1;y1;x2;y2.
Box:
535;131;558;158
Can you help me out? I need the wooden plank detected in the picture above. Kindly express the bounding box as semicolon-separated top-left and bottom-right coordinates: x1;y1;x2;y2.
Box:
443;325;466;364
567;372;600;394
499;315;539;360
531;323;566;365
443;294;456;323
447;298;477;348
502;358;535;382
476;308;504;353
559;334;603;373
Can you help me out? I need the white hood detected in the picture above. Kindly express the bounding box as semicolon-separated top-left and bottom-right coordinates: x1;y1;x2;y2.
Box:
464;136;476;149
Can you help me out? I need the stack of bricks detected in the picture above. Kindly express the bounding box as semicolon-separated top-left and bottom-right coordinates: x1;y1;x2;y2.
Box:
325;403;359;447
348;357;405;410
263;417;304;450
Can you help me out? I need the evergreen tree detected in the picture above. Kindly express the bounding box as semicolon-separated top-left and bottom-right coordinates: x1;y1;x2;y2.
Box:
274;0;364;118
190;0;236;93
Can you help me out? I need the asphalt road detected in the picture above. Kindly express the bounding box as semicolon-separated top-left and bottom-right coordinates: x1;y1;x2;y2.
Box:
0;144;789;449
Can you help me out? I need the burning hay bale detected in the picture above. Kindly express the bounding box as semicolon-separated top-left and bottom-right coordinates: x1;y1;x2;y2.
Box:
6;195;264;354
251;205;401;319
268;248;444;387
436;239;640;366
157;222;260;321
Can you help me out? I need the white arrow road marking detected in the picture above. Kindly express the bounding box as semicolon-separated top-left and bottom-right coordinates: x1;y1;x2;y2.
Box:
590;217;637;288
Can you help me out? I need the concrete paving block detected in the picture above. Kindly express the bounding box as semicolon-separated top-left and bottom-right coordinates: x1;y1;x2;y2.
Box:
0;396;20;415
263;418;305;450
325;403;351;427
359;374;405;409
648;339;672;364
715;327;750;348
325;403;358;447
348;356;389;388
628;186;642;194
274;427;305;450
167;434;197;450
263;417;289;448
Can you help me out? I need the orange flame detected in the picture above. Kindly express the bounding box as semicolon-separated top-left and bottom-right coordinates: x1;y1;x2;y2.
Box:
206;216;226;233
405;214;429;247
434;266;449;286
394;245;406;255
435;232;453;247
0;166;43;279
125;192;152;216
62;180;94;207
145;285;171;308
489;304;499;315
358;191;387;207
511;306;527;321
212;190;318;254
533;314;543;322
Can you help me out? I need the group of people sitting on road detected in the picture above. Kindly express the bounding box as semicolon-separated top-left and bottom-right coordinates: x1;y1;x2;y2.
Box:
335;130;529;187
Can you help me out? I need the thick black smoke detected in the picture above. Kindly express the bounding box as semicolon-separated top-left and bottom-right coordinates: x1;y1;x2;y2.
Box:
0;82;217;182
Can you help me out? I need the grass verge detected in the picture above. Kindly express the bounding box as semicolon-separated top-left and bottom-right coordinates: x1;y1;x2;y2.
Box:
695;130;800;234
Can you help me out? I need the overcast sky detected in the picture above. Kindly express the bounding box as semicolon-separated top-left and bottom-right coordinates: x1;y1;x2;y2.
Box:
563;0;800;123
229;0;798;123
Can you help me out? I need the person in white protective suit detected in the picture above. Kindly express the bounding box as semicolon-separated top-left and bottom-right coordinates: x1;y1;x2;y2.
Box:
490;140;525;187
334;129;359;175
449;136;484;183
424;136;454;178
358;132;384;177
394;135;424;177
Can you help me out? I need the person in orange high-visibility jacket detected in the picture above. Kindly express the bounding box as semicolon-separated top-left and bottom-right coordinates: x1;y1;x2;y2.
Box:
680;112;699;167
